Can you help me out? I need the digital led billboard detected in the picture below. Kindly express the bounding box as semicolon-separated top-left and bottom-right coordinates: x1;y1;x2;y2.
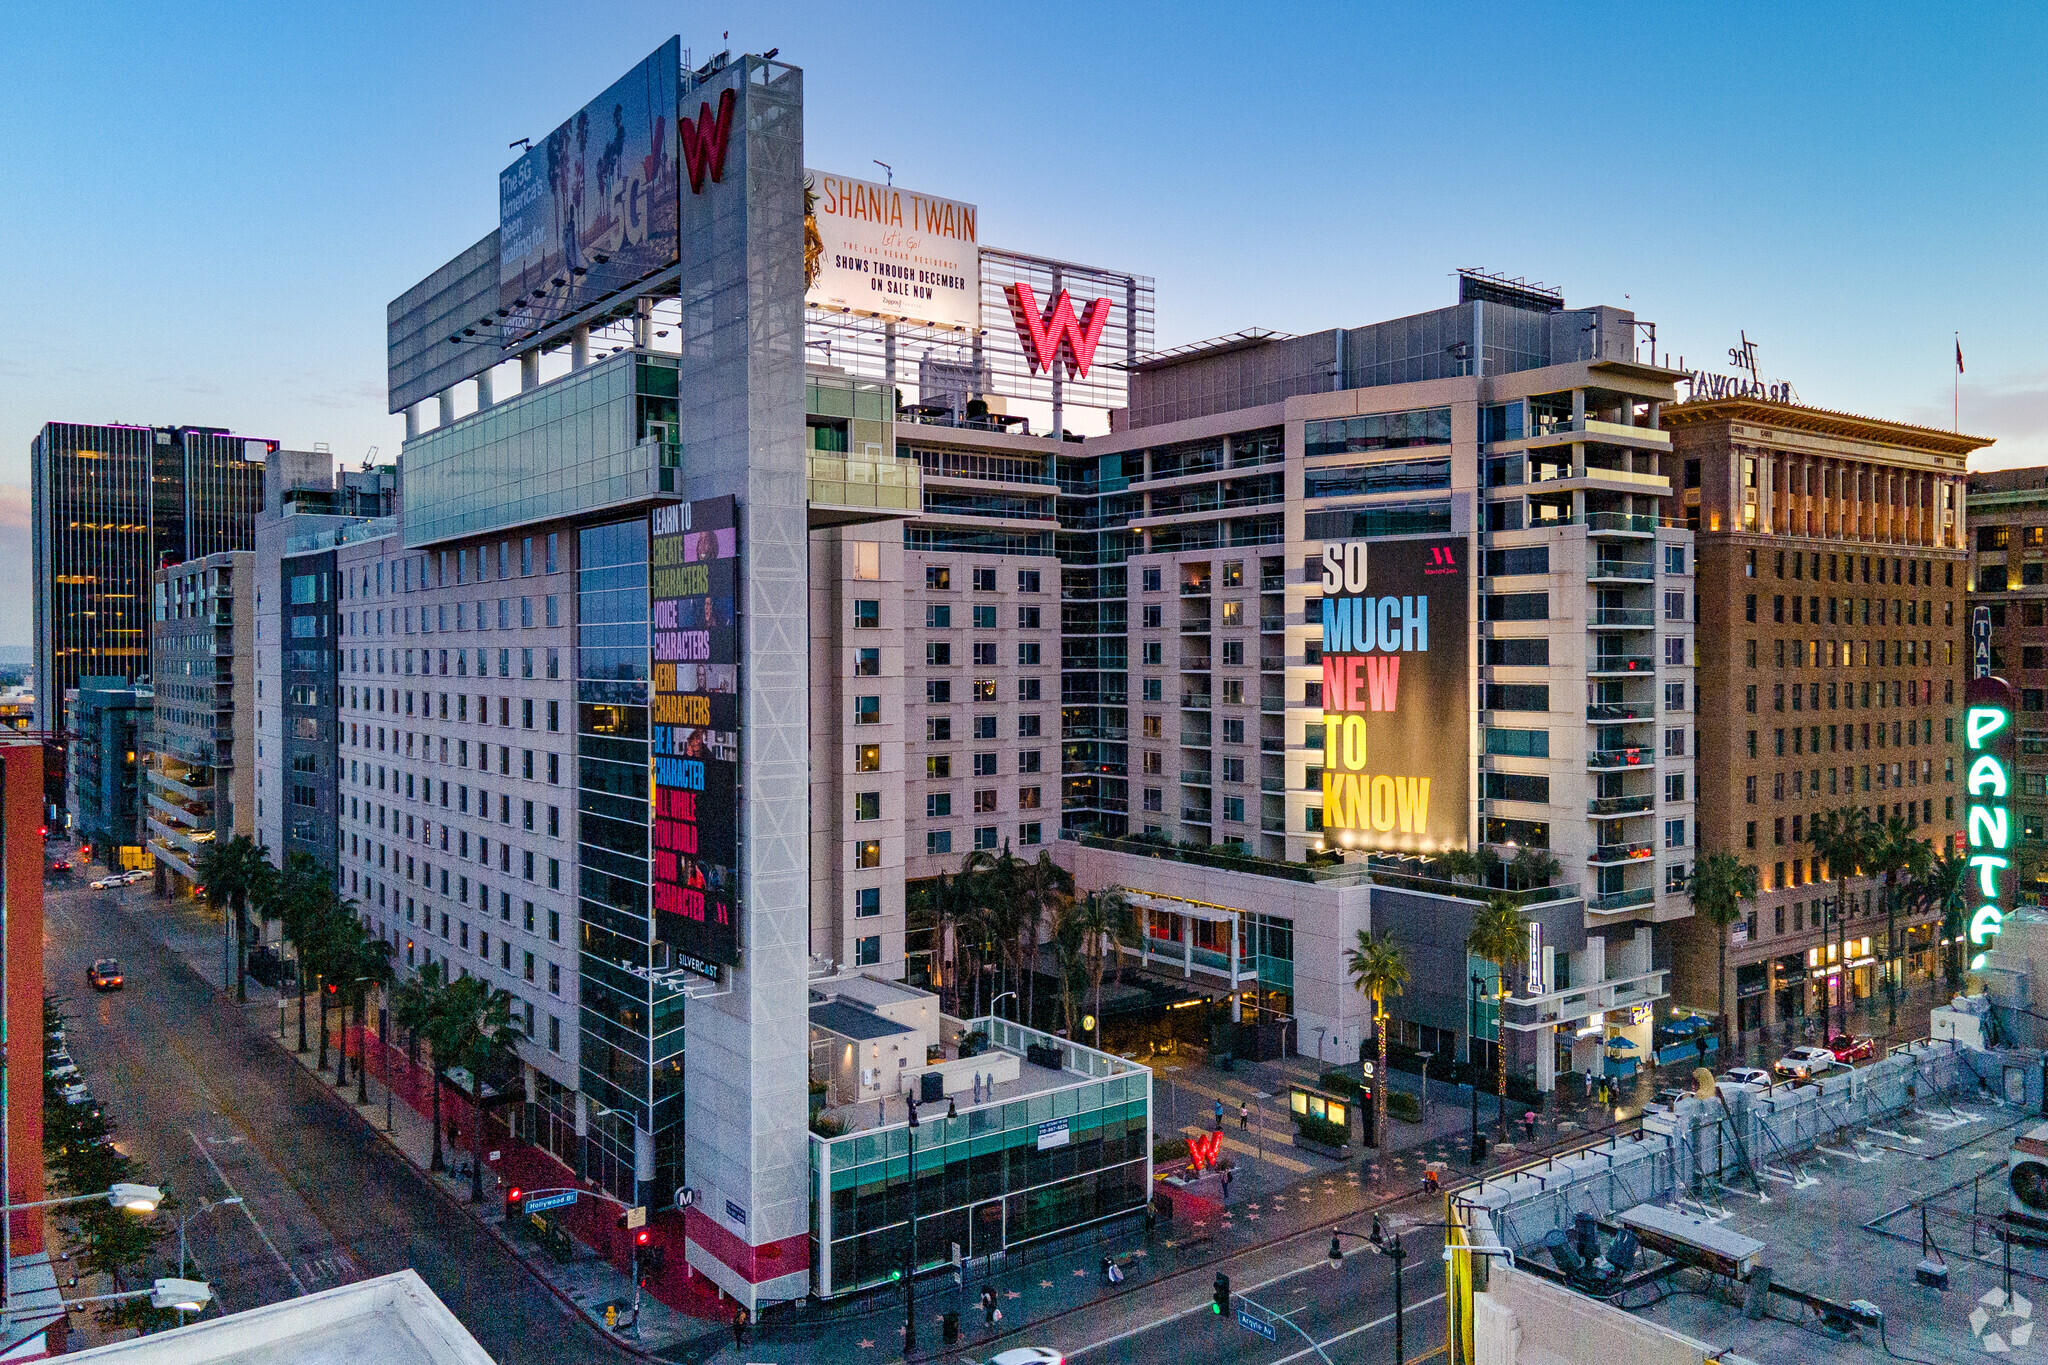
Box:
649;495;740;972
1318;536;1469;852
500;38;681;335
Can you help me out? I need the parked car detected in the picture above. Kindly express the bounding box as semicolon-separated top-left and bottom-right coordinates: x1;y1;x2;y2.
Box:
119;870;150;885
1773;1045;1838;1080
87;876;121;890
990;1351;1066;1365
86;959;124;991
1722;1067;1774;1090
58;1080;90;1106
1650;1087;1693;1110
1825;1034;1875;1064
45;1061;78;1086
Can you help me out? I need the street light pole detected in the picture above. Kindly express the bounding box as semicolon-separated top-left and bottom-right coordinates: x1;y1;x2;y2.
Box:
903;1101;920;1354
1389;1231;1407;1365
381;994;394;1132
176;1196;243;1327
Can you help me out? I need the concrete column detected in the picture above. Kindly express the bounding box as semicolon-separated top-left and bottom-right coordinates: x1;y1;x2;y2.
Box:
520;350;540;391
436;389;455;428
634;1125;656;1211
571;325;590;370
475;369;494;410
404;404;419;440
1571;388;1586;424
1646;400;1661;430
1535;1028;1555;1093
1182;916;1192;980
634;298;652;350
1229;914;1242;1023
883;321;896;405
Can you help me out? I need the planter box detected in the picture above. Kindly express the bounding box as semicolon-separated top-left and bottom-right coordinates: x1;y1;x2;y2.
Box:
1292;1134;1350;1160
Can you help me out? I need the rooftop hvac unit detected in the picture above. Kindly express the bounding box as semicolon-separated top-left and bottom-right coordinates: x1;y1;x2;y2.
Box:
2009;1125;2048;1225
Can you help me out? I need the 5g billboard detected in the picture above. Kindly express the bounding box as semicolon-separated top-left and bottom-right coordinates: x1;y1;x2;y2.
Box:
1318;537;1470;852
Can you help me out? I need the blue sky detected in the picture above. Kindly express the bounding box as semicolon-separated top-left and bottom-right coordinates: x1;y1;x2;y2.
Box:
1;2;2042;647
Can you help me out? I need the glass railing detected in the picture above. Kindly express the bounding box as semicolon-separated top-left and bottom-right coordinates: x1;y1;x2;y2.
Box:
1590;561;1655;580
1259;656;1284;672
1591;886;1657;912
1180;808;1213;824
1587;795;1655;815
1180;770;1213;786
1587;512;1662;534
1260;615;1286;632
1260;697;1286;713
809;453;920;513
1590;843;1656;863
1587;608;1655;627
1589;656;1655;673
1588;747;1654;768
1180;695;1211;710
1180;619;1211;634
1585;704;1653;721
1259;737;1285;753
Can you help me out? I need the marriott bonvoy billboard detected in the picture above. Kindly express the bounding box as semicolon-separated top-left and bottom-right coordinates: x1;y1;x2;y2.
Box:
805;170;980;332
1318;537;1470;852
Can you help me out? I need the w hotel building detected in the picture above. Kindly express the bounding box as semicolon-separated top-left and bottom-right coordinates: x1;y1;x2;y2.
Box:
1664;400;1987;1034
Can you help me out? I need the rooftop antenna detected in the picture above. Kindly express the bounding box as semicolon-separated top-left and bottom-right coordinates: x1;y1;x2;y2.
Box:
509;137;531;154
873;160;893;187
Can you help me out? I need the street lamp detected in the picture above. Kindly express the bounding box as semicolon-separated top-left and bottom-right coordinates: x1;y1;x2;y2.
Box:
0;1186;164;1332
175;1197;242;1324
990;991;1017;1023
902;1095;923;1354
1469;975;1486;1165
65;1278;213;1315
1329;1225;1407;1365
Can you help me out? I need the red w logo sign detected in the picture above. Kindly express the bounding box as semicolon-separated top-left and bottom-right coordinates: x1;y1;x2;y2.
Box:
680;88;736;193
1185;1129;1224;1171
1005;283;1113;379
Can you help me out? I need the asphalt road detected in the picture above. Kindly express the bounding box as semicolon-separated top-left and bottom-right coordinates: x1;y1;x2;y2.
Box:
46;876;646;1365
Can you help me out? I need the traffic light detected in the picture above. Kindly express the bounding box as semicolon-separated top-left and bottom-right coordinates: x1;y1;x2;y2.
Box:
1212;1273;1230;1316
506;1187;525;1217
635;1228;651;1247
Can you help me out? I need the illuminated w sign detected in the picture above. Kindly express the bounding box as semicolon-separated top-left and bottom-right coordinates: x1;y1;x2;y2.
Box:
680;88;736;193
1005;283;1113;379
1185;1130;1224;1171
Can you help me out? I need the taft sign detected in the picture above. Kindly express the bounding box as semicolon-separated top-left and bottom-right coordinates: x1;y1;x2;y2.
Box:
1965;675;2016;969
1005;283;1113;379
1318;537;1469;852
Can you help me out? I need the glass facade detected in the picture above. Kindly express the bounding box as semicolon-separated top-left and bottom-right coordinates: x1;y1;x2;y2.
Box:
403;353;683;548
575;518;686;1202
281;551;340;867
810;1023;1151;1298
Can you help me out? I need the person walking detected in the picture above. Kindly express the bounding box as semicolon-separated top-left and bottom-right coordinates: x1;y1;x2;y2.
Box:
1238;1101;1250;1129
1212;1100;1225;1131
732;1305;749;1349
981;1288;997;1328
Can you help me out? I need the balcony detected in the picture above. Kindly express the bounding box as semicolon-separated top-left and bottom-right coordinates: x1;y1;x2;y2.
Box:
1180;619;1211;635
1589;842;1656;866
1260;777;1286;794
1180;808;1213;825
1259;655;1284;672
1585;704;1654;722
1586;608;1655;628
1180;655;1211;673
1588;794;1655;816
1180;580;1211;596
1260;575;1286;593
1524;418;1673;451
1586;512;1660;537
1259;615;1286;632
1589;560;1655;582
808;452;921;527
1589;886;1658;914
1181;770;1213;787
1259;696;1286;713
1260;818;1288;834
1180;693;1211;711
1259;736;1286;754
1589;656;1655;676
1588;747;1654;771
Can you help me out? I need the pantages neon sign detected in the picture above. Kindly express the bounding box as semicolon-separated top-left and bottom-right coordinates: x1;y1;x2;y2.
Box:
1966;676;2017;968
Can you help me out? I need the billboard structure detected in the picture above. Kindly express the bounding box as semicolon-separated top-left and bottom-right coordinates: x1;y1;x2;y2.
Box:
1318;536;1469;852
500;38;682;339
649;495;741;973
805;171;979;333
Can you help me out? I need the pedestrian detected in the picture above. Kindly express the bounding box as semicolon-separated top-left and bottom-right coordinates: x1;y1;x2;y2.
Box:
1213;1100;1225;1131
732;1305;749;1349
981;1288;996;1327
1238;1101;1250;1129
1522;1110;1537;1143
1221;1167;1234;1199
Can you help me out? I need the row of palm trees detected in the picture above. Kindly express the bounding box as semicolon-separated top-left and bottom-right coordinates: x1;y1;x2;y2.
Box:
1344;893;1530;1173
194;836;520;1202
922;847;1140;1048
1688;807;1975;1046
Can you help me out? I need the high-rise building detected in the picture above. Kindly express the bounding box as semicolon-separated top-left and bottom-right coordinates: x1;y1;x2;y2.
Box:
1665;399;1984;1037
1966;466;2048;898
30;423;270;745
145;551;256;895
63;676;151;859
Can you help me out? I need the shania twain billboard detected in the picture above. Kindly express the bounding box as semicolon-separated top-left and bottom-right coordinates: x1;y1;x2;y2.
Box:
1318;536;1469;853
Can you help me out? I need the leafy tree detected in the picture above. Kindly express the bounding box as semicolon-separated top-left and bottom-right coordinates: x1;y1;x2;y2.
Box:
1909;846;1973;992
1866;816;1932;1029
1071;889;1136;1048
1465;894;1529;1134
434;973;521;1204
194;835;275;1004
1345;929;1410;1174
1686;852;1760;1049
1808;807;1873;1039
270;852;336;1054
1436;846;1501;887
1505;847;1561;892
1048;901;1088;1038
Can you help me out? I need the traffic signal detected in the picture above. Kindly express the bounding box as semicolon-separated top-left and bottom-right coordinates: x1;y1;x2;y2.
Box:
635;1228;651;1247
1212;1273;1230;1316
506;1187;525;1217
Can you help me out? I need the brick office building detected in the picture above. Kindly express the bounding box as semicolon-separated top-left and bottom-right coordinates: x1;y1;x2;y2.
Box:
1664;399;1986;1036
1966;466;2048;896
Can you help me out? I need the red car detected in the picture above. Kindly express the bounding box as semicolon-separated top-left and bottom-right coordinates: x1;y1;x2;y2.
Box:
1824;1034;1874;1063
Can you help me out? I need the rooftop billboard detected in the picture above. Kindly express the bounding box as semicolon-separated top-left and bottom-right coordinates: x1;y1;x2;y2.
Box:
1318;536;1470;853
500;38;681;336
805;171;980;333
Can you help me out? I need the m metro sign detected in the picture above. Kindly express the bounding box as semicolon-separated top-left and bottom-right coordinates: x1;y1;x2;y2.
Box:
1005;282;1113;379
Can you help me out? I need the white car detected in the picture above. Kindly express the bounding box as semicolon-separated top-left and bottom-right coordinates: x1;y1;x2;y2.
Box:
120;870;150;885
1773;1045;1837;1080
989;1351;1065;1365
1722;1067;1774;1090
59;1081;91;1106
46;1061;79;1085
87;877;120;890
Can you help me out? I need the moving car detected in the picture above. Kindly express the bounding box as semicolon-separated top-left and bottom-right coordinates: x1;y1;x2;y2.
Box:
989;1351;1066;1365
119;870;150;885
1773;1045;1837;1080
86;959;124;991
1825;1034;1876;1063
1722;1067;1774;1090
87;876;122;890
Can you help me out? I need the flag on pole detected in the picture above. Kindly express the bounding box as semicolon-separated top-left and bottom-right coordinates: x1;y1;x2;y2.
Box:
1956;338;1965;374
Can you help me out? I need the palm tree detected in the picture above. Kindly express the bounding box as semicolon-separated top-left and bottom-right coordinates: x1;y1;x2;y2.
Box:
437;973;520;1204
1018;852;1075;1027
1909;846;1972;994
1505;847;1561;892
1437;846;1501;888
1345;929;1410;1176
331;918;392;1102
932;851;994;1014
1465;894;1529;1135
394;962;452;1172
194;836;275;1004
1048;902;1088;1037
1687;852;1760;1051
1866;817;1932;1029
1808;807;1873;1040
1071;890;1136;1049
272;854;332;1054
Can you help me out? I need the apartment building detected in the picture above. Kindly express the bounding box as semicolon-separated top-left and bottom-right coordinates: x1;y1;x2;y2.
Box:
145;550;256;894
1666;399;1984;1034
1967;466;2048;896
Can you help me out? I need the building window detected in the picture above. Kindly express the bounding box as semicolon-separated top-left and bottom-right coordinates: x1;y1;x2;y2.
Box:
973;789;998;813
926;642;952;667
857;744;881;772
855;887;881;918
925;793;951;818
926;681;951;704
854;600;879;628
1019;823;1042;845
973;826;997;850
1665;818;1686;849
855;695;881;724
926;831;952;855
856;840;881;868
1222;796;1245;822
927;566;951;590
1664;728;1686;757
926;604;952;629
1018;571;1041;592
855;648;880;676
855;792;882;821
854;936;881;966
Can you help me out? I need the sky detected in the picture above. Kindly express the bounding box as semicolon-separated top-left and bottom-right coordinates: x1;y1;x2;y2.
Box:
2;2;2044;649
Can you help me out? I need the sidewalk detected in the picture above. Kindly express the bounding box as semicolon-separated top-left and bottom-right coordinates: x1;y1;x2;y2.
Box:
95;869;719;1360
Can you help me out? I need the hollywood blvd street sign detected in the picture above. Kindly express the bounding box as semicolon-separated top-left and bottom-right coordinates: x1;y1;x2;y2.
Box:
525;1191;578;1213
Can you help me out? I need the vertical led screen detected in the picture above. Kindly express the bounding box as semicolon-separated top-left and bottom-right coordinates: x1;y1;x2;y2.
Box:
649;495;740;972
1965;674;2015;969
499;37;681;334
1319;537;1469;851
